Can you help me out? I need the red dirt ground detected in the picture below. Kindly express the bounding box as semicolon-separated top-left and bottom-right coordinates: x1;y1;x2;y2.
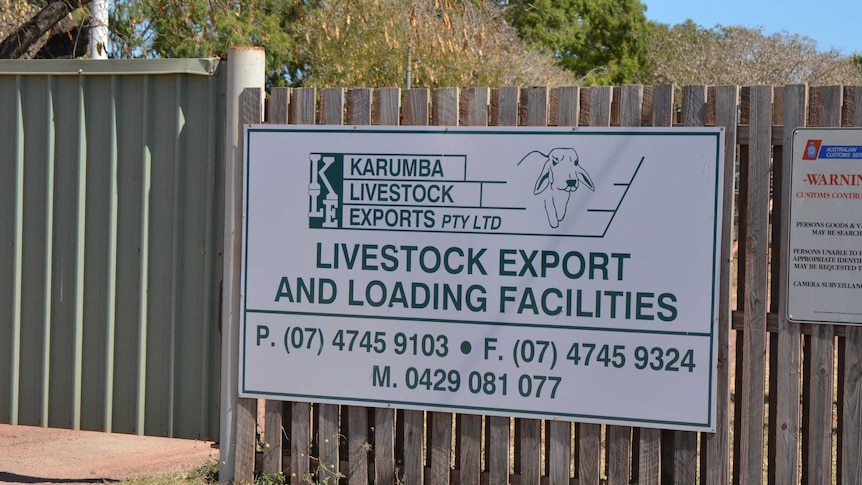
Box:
0;424;218;484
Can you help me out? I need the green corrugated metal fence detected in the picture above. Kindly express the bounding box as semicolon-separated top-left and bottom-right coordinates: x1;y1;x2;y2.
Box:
0;59;224;440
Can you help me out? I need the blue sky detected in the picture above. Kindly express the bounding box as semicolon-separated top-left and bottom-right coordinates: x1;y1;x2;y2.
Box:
641;0;862;55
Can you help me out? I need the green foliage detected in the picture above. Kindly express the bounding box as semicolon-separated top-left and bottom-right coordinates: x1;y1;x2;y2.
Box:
110;0;309;86
291;0;576;88
108;0;574;88
254;466;344;484
645;20;862;85
11;0;862;88
187;461;220;483
254;471;288;485
503;0;651;85
118;460;219;484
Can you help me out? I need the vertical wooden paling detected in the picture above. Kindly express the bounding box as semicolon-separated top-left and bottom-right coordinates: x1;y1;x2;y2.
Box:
586;86;611;124
578;88;592;127
637;84;673;485
670;85;708;485
799;105;812;485
373;406;396;485
739;85;772;485
834;86;846;485
647;87;674;137
610;86;623;125
767;87;782;485
275;86;295;478
433;87;459;126
459;86;488;127
766;89;790;485
371;87;400;485
457;87;489;485
490;87;519;128
842;85;862;485
394;88;431;483
403;88;430;126
373;87;400;126
290;86;317;126
320;88;344;125
403;410;426;485
840;252;850;474
840;86;855;127
700;84;738;485
545;86;578;485
773;84;806;485
511;273;521;473
732;86;752;485
430;411;454;484
234;87;264;485
317;87;346;483
804;85;840;485
826;84;844;485
761;86;781;485
553;86;580;127
399;87;430;485
288;87;318;485
271;87;290;129
843;329;862;485
516;86;548;485
640;85;655;127
428;87;459;485
261;87;291;476
605;84;641;485
546;417;572;485
578;85;612;485
486;85;518;485
342;87;372;485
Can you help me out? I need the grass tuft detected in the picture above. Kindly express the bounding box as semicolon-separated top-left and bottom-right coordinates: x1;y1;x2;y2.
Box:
119;460;219;485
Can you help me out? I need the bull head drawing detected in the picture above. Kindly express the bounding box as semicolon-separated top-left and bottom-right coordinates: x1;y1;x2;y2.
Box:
518;148;595;228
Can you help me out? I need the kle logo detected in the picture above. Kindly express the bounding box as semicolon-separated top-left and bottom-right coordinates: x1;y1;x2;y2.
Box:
307;153;343;229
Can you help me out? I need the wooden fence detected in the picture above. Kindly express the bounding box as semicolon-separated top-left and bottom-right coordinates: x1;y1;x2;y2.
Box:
229;84;862;484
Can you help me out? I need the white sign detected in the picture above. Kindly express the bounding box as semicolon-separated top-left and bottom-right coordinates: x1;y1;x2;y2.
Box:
787;128;862;325
240;126;724;432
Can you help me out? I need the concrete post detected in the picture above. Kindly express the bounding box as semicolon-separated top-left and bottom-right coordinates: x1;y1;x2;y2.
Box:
219;46;265;483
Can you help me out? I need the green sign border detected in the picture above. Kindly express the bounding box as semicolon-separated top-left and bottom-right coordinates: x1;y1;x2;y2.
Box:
240;126;724;430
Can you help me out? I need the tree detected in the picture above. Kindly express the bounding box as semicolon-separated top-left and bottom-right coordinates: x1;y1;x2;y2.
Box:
0;0;92;59
0;0;35;40
110;0;575;88
110;0;306;86
645;21;862;86
503;0;651;85
291;0;576;88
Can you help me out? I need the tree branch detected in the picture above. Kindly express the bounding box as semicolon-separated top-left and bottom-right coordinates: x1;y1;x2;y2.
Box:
0;0;93;59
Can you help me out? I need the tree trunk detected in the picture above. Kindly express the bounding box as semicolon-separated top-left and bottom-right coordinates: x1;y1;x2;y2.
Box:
0;0;93;59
